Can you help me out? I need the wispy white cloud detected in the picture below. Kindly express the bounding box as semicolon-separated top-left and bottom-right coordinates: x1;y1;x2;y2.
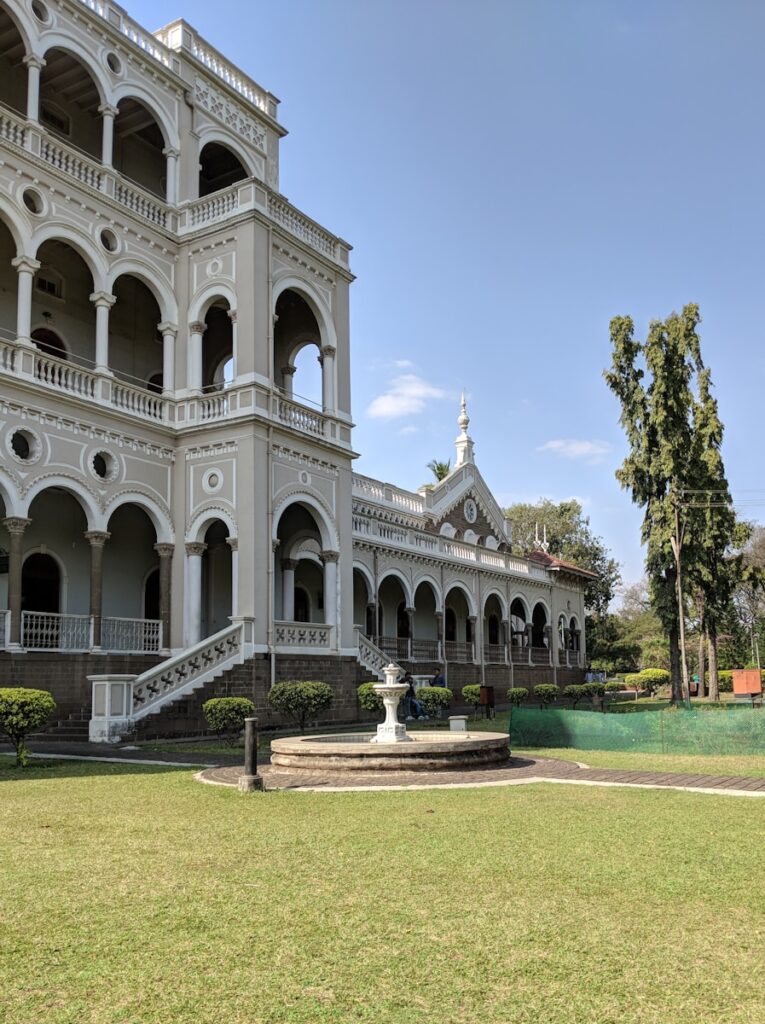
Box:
366;374;448;420
537;439;613;463
393;359;415;369
399;424;419;436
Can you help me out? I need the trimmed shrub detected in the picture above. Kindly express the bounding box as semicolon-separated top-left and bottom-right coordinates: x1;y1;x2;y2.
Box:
718;671;733;693
202;697;255;745
623;672;644;690
533;684;559;707
507;687;529;706
605;681;626;693
417;686;453;717
584;681;606;699
357;682;384;715
638;668;670;694
563;684;588;708
462;685;482;716
268;681;333;732
0;687;56;767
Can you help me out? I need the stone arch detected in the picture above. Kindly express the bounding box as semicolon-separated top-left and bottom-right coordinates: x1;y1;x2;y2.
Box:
39;38;109;106
0;469;22;517
108;260;177;323
482;587;508;619
352;561;375;602
187;504;237;545
22;545;68;612
272;275;337;351
110;83;179;149
188;283;236;324
412;572;442;606
531;597;551;621
377;569;414;608
443;579;476;617
21;475;98;530
31;223;108;291
272;490;338;551
0;0;35;57
196;126;258;179
0;198;32;255
509;592;531;620
104;491;173;544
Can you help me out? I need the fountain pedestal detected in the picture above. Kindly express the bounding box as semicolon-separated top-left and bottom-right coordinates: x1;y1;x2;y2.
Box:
371;663;412;743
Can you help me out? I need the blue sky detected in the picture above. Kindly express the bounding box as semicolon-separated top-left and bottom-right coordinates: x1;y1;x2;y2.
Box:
131;0;765;590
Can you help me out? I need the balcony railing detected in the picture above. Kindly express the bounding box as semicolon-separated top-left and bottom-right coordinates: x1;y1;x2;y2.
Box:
14;611;162;653
273;621;333;648
483;644;507;665
445;640;475;663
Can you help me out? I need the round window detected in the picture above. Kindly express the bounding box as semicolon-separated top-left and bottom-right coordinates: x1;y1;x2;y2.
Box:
31;1;50;23
22;188;44;215
90;450;116;482
8;428;41;464
105;51;123;75
100;228;119;253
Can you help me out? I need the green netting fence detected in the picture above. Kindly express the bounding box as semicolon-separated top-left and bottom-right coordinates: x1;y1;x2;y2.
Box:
509;706;765;754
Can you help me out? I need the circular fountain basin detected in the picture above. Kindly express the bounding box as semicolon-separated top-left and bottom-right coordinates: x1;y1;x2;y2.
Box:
270;731;510;772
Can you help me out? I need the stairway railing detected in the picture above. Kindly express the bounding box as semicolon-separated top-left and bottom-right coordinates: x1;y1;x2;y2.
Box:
356;629;400;681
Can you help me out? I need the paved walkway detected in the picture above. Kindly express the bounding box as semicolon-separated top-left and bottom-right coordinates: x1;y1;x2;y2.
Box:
197;756;765;797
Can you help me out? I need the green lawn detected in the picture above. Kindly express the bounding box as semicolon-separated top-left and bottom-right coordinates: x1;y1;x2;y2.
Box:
2;761;765;1023
515;747;765;778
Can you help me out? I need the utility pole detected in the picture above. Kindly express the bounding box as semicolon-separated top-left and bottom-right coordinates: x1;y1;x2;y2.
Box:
670;490;691;706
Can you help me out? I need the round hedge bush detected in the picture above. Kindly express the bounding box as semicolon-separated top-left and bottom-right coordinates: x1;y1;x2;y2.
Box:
268;680;333;732
605;681;626;693
202;696;255;744
462;684;481;712
507;687;529;706
417;686;453;717
357;681;384;715
0;687;56;766
563;684;588;708
638;668;669;694
533;684;559;707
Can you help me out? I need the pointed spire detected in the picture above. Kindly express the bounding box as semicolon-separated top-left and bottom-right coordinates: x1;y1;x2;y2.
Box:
455;390;475;466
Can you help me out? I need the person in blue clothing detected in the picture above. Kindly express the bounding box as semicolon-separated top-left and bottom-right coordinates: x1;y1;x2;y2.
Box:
403;672;427;720
432;667;446;688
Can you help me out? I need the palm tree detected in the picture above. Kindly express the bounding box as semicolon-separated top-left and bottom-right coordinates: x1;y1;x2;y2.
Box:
427;458;451;482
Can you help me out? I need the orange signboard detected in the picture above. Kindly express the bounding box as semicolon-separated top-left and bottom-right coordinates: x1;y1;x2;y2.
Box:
732;669;762;695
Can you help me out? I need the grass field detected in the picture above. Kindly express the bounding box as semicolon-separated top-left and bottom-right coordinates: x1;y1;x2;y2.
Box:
3;760;765;1023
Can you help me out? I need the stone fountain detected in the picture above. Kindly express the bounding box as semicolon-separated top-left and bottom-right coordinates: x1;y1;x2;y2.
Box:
370;663;412;743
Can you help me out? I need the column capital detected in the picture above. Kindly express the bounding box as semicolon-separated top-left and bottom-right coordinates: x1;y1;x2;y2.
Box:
84;530;110;548
157;322;178;338
23;54;46;70
189;321;206;335
467;614;478;624
281;364;296;377
154;542;175;558
11;255;40;275
90;291;116;309
3;516;31;536
225;537;238;552
320;549;340;564
272;538;281;553
98;103;119;118
321;345;336;358
281;557;298;571
405;606;416;616
162;146;181;159
185;541;207;557
226;309;237;324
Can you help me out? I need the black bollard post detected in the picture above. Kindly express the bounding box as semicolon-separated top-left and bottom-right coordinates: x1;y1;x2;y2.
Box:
238;716;264;792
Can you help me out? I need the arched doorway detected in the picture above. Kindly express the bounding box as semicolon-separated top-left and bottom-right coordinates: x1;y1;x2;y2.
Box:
202;303;233;392
21;553;60;613
39;48;102;160
0;6;27;116
510;598;528;664
483;594;505;663
110;275;162;389
31;328;68;360
531;602;550;664
444;586;473;662
353;567;373;632
274;501;337;646
114;97;166;198
33;240;95;368
274;289;325;410
104;503;161;650
377;575;409;660
412;580;439;661
202;520;232;638
199;142;248;197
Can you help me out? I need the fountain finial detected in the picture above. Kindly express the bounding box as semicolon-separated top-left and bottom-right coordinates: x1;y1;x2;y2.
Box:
455;390;475;466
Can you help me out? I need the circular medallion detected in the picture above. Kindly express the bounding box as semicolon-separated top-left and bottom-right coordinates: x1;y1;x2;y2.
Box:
463;498;477;524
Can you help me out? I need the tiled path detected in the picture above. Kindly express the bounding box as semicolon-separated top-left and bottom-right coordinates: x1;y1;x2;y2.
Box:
197;755;765;797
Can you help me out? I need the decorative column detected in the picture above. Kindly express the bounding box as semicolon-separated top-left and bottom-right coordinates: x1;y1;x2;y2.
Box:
227;537;239;618
85;531;110;649
573;630;582;667
12;256;40;346
468;615;478;663
405;606;415;660
23;55;45;124
366;601;376;638
501;617;510;665
321;345;336;413
188;321;205;394
99;104;119;167
544;623;553;666
435;609;444;662
525;622;533;666
163;147;180;205
4;517;31;647
227;309;238;383
154;543;174;651
320;550;339;628
563;628;571;667
158;322;177;395
280;364;295;397
281;558;297;620
90;292;116;374
185;542;207;646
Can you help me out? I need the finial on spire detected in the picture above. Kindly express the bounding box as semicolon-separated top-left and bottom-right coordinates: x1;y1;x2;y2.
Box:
455;390;475;466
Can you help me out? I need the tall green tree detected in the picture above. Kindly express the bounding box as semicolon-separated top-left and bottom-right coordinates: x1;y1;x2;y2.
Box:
605;305;704;702
504;498;620;618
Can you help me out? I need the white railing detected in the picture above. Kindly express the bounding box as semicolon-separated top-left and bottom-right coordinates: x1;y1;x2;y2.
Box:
484;644;507;665
352;474;425;515
445;641;474;663
0;338;15;373
101;617;162;654
35;351;97;399
112;380;166;421
511;645;530;665
274;621;332;648
188;187;240;227
411;638;440;661
0;105;25;146
356;630;399;681
269;195;338;259
113;180;168;228
22;611;93;651
275;396;326;437
40;137;102;190
132;620;248;718
199;391;229;421
77;1;173;69
531;646;551;665
378;635;410;661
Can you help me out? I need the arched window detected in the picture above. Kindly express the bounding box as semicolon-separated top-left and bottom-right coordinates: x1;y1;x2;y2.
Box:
199;142;248;197
31;328;67;360
488;614;500;646
294;586;310;623
445;608;456;643
396;601;410;639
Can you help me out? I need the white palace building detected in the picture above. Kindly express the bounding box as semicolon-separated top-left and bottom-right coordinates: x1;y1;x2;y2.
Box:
0;0;591;739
